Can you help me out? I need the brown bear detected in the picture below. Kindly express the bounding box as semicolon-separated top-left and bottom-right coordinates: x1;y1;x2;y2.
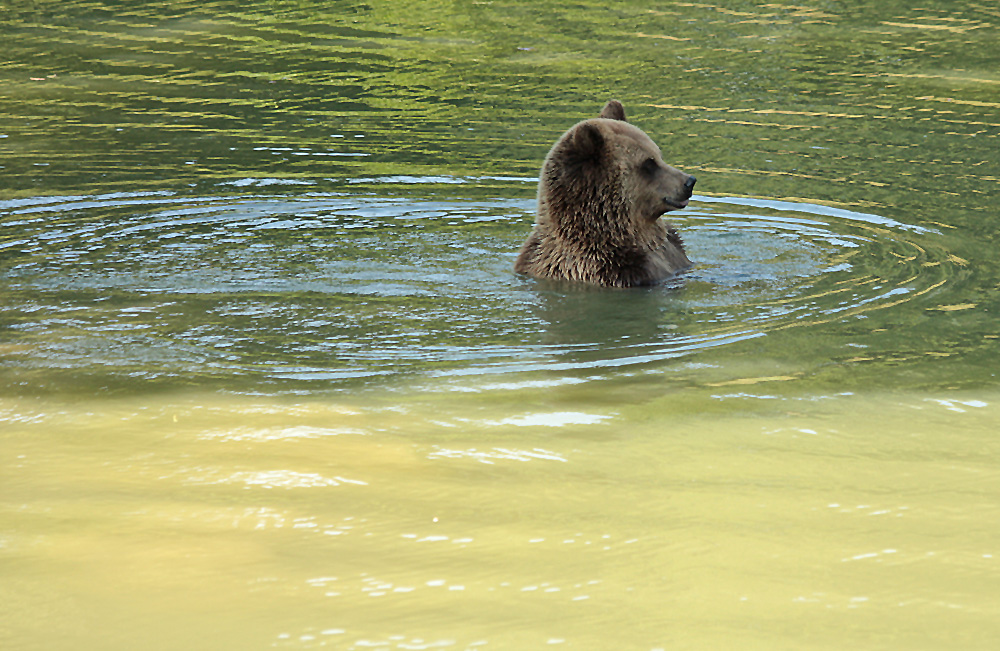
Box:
514;100;696;288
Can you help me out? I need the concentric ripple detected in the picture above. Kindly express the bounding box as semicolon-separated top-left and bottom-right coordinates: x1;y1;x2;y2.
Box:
0;180;959;392
680;195;950;333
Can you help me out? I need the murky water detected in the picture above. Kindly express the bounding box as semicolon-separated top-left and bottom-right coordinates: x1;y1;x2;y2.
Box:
3;1;1000;649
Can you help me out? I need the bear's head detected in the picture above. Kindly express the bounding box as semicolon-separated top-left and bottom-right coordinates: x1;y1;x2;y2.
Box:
543;100;696;235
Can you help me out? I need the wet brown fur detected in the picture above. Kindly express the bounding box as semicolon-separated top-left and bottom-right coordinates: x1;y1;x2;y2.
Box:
514;100;695;288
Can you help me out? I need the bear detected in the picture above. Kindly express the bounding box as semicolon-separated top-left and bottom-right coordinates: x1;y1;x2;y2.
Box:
514;100;696;288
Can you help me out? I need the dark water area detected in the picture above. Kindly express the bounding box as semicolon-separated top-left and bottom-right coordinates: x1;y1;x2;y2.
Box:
3;0;999;397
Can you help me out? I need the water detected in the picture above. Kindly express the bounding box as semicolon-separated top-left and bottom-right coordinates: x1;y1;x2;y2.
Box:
2;1;1000;649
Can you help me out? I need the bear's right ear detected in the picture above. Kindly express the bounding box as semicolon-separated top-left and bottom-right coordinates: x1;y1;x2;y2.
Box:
599;100;627;122
569;122;605;162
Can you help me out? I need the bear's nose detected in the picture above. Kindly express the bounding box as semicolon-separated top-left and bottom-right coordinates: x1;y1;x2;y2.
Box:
683;175;696;198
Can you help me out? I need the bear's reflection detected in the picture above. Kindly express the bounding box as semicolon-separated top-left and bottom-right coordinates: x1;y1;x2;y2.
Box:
525;277;691;365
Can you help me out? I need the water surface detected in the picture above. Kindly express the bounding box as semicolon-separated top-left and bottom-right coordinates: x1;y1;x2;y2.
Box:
2;1;1000;649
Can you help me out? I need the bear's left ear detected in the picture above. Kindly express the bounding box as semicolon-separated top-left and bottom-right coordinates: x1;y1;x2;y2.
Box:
599;100;627;122
569;122;606;162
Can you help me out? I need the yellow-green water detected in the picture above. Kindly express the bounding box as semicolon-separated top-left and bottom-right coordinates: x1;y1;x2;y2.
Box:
3;0;1000;648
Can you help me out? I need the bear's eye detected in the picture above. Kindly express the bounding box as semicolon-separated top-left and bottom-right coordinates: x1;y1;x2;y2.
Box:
640;158;658;175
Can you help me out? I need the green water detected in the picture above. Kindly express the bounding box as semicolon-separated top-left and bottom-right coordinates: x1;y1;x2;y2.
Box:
2;1;1000;649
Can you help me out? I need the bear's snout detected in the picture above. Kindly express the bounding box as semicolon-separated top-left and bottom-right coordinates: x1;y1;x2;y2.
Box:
663;175;696;211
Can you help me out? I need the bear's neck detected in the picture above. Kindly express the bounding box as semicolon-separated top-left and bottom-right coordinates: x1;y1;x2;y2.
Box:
548;202;660;254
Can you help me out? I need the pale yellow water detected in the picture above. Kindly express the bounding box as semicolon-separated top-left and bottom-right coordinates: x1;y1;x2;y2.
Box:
5;380;1000;649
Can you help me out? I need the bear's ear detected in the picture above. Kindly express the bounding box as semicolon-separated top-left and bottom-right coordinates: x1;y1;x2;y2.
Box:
569;122;605;162
599;100;627;122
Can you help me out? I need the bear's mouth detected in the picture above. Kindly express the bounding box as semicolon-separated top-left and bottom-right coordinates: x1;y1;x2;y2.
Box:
664;198;689;211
